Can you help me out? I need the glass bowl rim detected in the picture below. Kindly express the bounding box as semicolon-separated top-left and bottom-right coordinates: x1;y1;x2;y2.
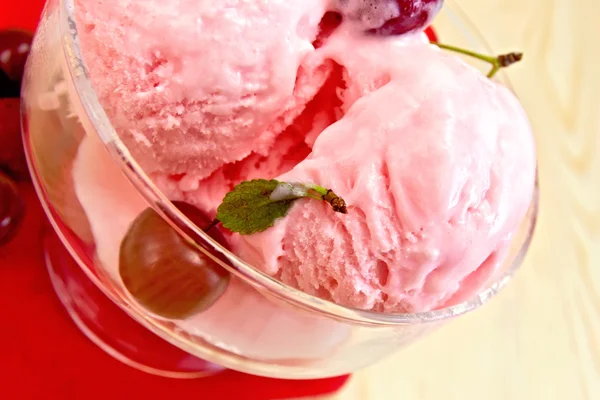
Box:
57;0;539;326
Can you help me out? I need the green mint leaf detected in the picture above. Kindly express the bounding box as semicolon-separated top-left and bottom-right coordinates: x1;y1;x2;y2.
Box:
216;179;349;235
216;179;297;235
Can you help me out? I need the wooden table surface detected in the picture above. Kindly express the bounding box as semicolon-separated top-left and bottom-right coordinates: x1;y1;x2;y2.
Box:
321;0;600;399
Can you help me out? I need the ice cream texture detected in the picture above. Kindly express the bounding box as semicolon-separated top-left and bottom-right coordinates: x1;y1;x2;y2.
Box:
76;0;331;184
75;0;536;313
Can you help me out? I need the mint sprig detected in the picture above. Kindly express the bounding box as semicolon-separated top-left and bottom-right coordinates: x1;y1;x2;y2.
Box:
216;179;347;235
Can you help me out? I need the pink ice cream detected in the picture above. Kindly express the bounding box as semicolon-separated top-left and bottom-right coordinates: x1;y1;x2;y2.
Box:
75;0;536;313
75;0;331;182
233;33;536;313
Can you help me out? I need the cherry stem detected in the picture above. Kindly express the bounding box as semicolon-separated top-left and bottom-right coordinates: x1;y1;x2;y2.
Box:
308;185;329;198
307;185;348;214
431;42;523;78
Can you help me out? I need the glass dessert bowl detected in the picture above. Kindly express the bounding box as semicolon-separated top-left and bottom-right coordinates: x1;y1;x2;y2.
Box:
21;0;539;380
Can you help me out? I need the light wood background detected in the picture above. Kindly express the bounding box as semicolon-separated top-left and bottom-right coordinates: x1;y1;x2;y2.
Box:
316;0;600;399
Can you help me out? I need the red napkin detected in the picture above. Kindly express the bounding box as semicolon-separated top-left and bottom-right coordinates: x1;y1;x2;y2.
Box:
0;0;46;32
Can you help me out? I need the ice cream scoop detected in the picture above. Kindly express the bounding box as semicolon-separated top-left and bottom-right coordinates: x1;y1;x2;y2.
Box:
76;0;331;181
231;39;536;313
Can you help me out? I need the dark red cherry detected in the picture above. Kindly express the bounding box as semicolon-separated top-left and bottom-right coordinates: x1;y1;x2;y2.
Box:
0;69;20;98
339;0;444;36
0;98;28;181
0;29;33;83
0;172;25;245
119;202;230;320
0;29;33;181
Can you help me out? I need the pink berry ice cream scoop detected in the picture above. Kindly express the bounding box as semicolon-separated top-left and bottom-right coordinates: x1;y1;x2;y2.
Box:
76;0;331;182
231;40;536;313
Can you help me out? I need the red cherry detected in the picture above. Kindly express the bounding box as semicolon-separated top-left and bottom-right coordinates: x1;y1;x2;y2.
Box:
0;29;33;82
0;29;33;181
0;172;25;245
338;0;444;36
119;202;230;320
0;98;29;181
0;69;20;98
